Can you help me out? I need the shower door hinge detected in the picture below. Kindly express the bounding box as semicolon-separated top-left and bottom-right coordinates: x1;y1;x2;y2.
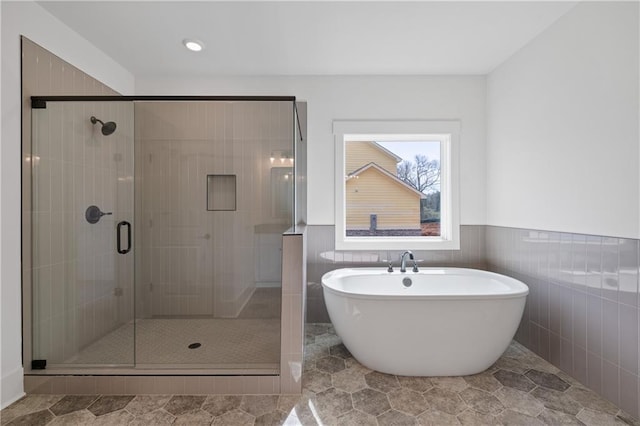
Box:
149;282;153;292
32;359;47;370
32;99;47;109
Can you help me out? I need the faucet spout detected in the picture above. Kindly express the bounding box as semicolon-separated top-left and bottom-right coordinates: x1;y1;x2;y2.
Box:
400;251;414;273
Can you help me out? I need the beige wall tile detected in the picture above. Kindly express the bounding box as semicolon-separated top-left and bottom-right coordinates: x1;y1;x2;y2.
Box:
24;376;53;393
124;377;156;394
136;101;292;321
66;376;97;394
22;37;123;369
226;377;244;394
96;376;127;395
258;376;281;394
154;376;185;394
279;353;303;394
282;235;303;295
23;39;299;385
280;231;305;394
184;376;216;394
241;376;280;394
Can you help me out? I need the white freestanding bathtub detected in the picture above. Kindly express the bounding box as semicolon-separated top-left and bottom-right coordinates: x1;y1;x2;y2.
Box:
321;268;528;376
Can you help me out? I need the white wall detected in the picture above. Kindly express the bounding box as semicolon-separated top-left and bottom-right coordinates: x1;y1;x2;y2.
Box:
486;1;639;239
136;76;487;226
1;1;134;408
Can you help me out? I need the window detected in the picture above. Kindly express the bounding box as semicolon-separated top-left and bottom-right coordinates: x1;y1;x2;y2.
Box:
333;120;460;250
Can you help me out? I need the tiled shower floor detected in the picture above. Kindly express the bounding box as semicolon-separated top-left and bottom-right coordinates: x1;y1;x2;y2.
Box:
67;318;281;367
63;288;282;368
3;324;638;425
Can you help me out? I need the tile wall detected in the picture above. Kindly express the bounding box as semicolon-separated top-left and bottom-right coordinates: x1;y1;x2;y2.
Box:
21;37;134;367
31;100;135;365
280;227;307;393
485;226;640;420
22;38;303;384
304;224;639;419
24;374;280;395
305;225;487;322
134;101;294;318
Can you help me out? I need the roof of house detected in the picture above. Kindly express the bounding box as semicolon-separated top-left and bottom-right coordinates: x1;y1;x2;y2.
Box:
347;162;426;199
368;141;403;163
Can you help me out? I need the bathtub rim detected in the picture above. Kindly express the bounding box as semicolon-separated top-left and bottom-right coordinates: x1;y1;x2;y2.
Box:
321;267;529;301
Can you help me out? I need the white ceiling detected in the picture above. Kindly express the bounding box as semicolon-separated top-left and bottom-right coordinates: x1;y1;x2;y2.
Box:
39;1;577;78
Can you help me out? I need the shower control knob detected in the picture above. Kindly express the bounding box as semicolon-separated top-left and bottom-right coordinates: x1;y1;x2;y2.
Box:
85;205;112;224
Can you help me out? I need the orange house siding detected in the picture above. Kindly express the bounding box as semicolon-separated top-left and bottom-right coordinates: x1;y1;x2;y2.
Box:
345;167;421;230
345;141;398;176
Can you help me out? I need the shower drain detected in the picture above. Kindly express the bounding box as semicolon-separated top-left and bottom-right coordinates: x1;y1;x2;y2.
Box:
188;343;202;349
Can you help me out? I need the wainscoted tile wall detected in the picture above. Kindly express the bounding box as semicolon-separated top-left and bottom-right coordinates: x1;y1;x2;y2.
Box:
305;224;639;419
485;226;640;420
305;225;487;322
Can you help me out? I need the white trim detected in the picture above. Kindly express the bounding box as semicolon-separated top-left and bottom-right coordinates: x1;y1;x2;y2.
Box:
334;120;460;251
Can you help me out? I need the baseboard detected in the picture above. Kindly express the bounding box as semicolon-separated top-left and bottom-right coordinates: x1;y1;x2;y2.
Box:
1;366;25;409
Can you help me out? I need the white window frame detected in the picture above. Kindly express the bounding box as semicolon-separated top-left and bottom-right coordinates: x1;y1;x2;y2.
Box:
333;120;460;250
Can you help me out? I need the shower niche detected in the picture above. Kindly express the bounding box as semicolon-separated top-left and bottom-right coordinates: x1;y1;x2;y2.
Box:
207;174;237;211
27;97;304;376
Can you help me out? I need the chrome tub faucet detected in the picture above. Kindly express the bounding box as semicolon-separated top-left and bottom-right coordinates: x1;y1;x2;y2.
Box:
400;251;419;273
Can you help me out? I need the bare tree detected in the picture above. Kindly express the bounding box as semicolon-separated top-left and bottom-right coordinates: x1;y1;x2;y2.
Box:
397;154;440;193
397;161;413;185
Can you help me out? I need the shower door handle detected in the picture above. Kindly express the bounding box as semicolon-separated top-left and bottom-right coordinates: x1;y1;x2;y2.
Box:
117;221;132;254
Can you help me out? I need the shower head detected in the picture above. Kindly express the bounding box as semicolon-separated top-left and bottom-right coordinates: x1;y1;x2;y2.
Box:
90;116;117;136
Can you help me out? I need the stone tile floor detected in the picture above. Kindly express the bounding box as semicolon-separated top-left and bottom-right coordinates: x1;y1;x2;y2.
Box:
2;323;639;425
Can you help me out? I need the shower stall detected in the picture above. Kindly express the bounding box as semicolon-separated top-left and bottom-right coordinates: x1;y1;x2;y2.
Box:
26;96;304;377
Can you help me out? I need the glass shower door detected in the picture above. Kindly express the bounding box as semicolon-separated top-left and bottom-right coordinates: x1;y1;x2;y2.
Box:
133;100;292;371
31;101;135;367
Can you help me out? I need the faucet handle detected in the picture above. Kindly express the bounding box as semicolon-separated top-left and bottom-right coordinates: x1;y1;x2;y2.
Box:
382;260;394;272
412;259;422;273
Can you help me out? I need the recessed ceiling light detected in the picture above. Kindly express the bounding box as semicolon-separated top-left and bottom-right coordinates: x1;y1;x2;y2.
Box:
183;39;204;52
